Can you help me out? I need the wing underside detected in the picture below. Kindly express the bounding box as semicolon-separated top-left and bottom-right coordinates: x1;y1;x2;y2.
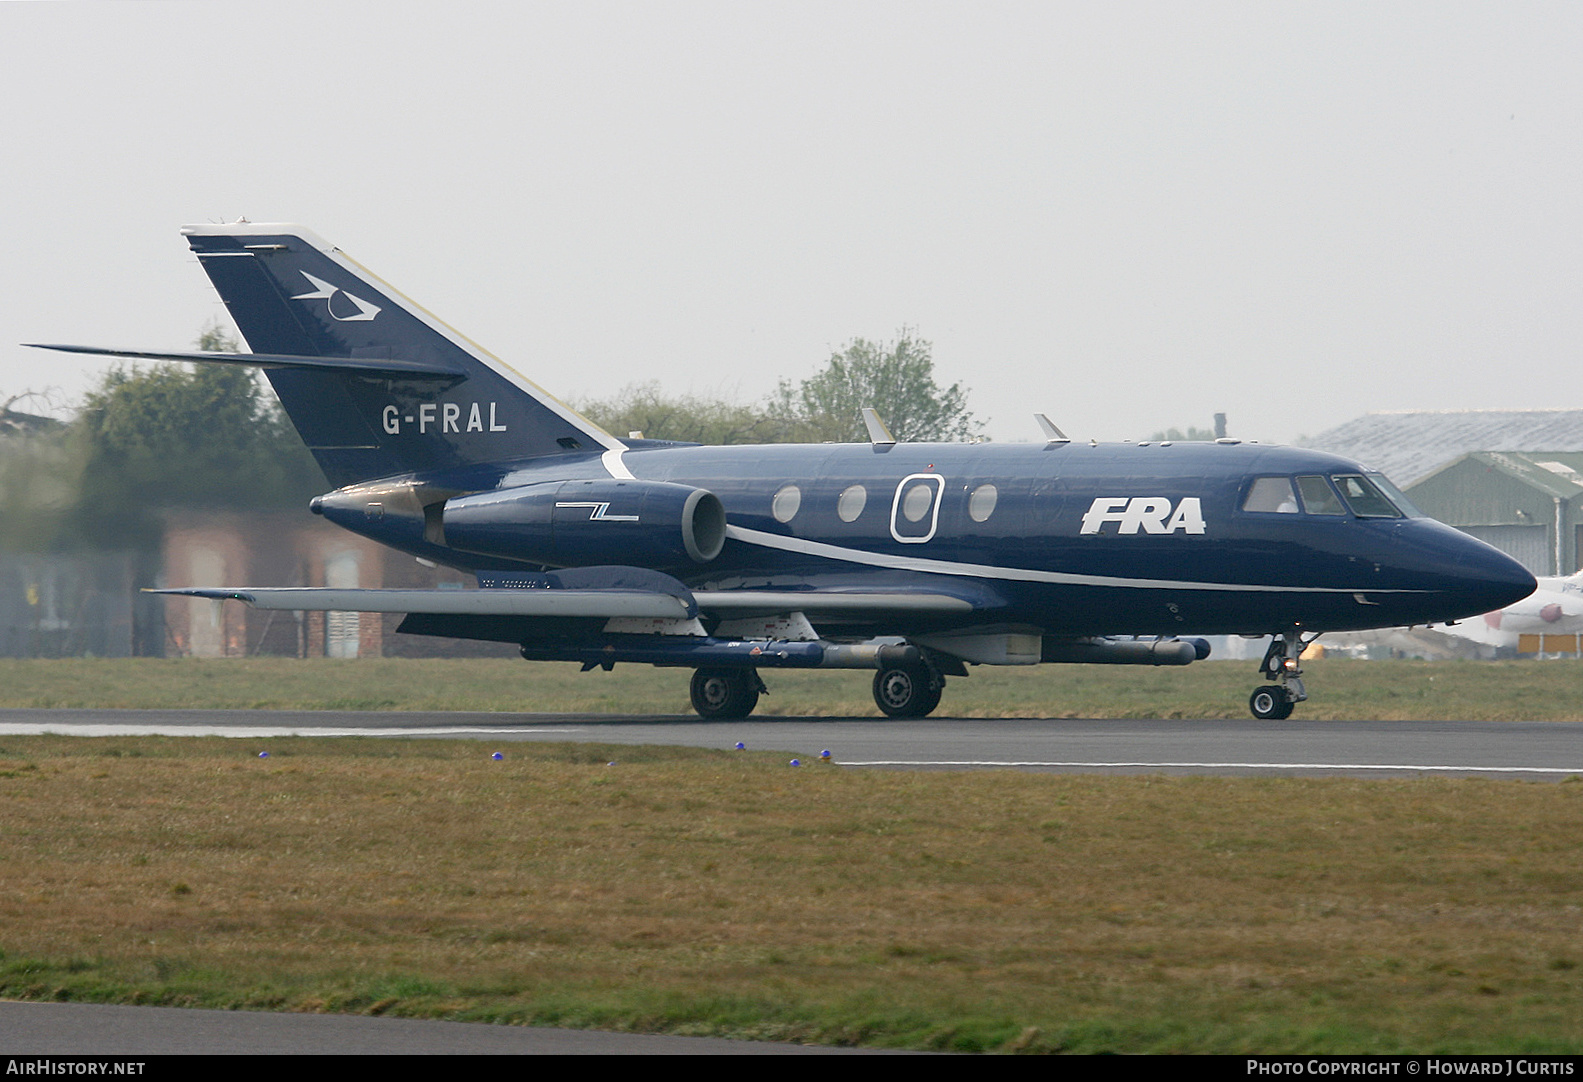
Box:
151;585;981;667
150;586;977;619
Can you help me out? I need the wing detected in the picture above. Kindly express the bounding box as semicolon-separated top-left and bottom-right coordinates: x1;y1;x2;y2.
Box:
153;580;997;668
150;586;696;620
150;586;976;619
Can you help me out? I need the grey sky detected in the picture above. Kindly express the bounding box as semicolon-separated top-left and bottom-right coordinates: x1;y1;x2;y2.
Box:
3;1;1579;449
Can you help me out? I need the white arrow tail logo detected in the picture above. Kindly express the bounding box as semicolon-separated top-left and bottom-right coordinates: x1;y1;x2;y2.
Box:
291;271;382;322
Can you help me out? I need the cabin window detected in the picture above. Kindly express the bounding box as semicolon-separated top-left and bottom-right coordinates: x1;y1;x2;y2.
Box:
968;484;998;522
901;481;934;522
1242;477;1299;513
1296;475;1346;515
890;474;945;544
1332;474;1403;518
837;484;867;522
772;485;802;523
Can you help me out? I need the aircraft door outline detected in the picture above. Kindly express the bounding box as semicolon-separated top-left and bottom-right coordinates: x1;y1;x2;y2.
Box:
890;473;945;544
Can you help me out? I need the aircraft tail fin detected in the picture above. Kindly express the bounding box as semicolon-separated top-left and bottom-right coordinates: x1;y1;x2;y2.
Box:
179;221;621;486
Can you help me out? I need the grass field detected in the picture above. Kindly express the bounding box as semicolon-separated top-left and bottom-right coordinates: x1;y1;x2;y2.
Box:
2;657;1583;1052
1;655;1582;720
0;735;1581;1053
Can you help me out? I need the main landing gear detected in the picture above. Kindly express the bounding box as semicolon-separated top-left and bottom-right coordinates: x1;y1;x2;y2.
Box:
1249;631;1311;720
872;662;944;719
690;668;766;719
687;657;947;720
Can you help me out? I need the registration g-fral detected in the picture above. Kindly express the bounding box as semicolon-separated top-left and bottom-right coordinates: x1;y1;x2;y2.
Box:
1081;497;1206;535
382;402;507;435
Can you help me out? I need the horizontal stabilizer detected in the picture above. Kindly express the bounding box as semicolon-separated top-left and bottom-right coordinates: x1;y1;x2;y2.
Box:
27;344;466;381
149;587;692;620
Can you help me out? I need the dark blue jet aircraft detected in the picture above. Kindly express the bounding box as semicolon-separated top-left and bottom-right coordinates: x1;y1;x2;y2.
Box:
35;222;1535;720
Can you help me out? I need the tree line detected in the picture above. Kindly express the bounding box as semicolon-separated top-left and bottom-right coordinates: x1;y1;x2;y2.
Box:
574;328;978;445
0;326;979;553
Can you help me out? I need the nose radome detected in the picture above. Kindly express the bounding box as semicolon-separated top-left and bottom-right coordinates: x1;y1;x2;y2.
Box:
1391;518;1536;622
1457;539;1537;617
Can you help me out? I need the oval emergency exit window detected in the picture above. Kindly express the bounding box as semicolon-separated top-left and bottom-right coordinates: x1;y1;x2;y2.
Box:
890;474;944;543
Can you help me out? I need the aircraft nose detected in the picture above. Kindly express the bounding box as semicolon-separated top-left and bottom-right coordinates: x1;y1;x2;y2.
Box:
1445;531;1536;616
1380;519;1536;624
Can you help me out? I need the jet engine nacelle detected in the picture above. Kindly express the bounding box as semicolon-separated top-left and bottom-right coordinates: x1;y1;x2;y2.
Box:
441;479;727;568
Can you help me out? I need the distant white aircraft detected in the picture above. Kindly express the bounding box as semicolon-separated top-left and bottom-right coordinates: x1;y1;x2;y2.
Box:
1440;571;1583;654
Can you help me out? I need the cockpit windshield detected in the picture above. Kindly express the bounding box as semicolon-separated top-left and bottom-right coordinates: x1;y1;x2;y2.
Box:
1332;473;1415;518
1241;472;1422;519
1241;476;1299;513
1366;473;1423;517
1296;475;1346;515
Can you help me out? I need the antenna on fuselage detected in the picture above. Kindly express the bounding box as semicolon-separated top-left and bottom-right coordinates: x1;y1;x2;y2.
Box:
1034;413;1070;445
862;407;896;447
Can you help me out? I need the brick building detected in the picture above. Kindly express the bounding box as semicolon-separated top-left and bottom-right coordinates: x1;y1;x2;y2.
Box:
159;510;510;658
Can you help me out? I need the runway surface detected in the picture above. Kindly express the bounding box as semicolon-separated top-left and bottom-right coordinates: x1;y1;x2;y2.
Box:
2;707;1580;779
0;1001;904;1055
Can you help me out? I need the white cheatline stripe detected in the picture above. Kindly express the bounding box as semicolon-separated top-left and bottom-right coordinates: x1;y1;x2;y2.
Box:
0;724;581;738
726;525;1420;595
837;759;1583;775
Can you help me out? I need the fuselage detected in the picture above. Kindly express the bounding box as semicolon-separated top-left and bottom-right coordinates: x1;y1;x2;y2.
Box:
56;219;1543;720
313;437;1536;640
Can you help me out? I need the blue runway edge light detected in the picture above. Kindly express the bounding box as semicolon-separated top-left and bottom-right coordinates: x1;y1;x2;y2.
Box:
491;752;503;761
790;759;801;767
734;742;746;750
258;751;269;759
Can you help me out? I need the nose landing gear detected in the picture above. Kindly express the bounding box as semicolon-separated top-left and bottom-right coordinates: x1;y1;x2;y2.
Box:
1249;631;1312;720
